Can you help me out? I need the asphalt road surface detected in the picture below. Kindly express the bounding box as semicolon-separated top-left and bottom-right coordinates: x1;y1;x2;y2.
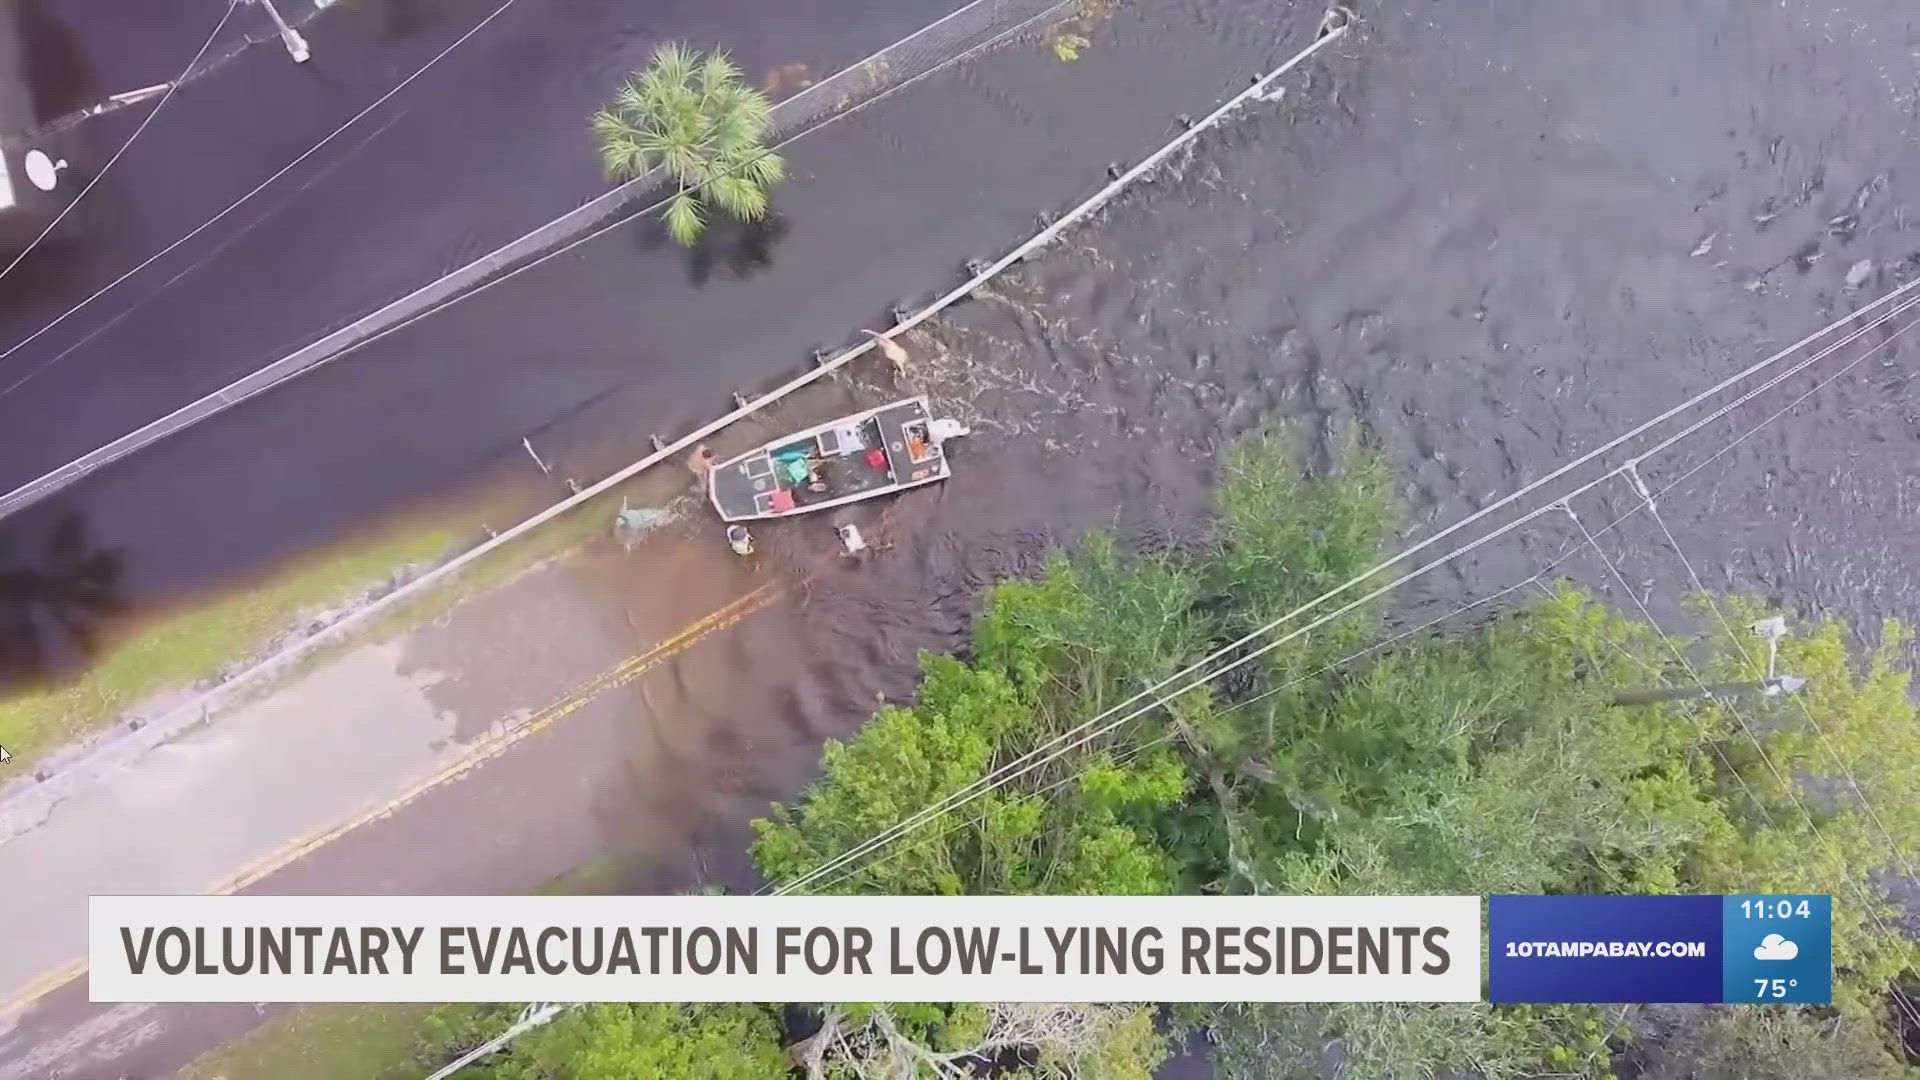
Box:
0;0;968;490
0;0;1298;686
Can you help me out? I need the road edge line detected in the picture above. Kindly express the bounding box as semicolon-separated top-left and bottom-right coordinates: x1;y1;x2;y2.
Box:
0;582;783;1021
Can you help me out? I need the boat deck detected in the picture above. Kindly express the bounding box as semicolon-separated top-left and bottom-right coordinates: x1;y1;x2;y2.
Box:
710;398;947;521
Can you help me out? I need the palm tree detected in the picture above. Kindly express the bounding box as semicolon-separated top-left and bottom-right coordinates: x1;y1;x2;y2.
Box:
592;44;786;245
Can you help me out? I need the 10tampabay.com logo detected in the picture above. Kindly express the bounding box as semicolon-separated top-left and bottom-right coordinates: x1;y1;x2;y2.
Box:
1489;895;1831;1004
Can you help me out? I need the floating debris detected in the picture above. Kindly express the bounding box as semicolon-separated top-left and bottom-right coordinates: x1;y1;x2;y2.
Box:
613;502;672;549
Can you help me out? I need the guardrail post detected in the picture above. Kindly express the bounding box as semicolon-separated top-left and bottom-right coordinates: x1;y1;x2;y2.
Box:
246;0;311;63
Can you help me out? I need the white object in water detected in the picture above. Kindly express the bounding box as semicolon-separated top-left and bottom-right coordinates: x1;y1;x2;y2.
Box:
837;524;867;555
928;418;970;446
24;150;66;192
726;526;755;556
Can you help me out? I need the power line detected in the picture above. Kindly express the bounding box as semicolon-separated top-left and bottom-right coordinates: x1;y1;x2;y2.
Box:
1207;478;1732;727
0;3;239;289
1615;375;1920;889
805;733;1178;897
0;0;1062;422
0;0;1089;520
0;0;525;399
79;0;1082;415
1564;501;1801;826
811;561;1609;901
1213;326;1920;1029
1231;296;1920;730
1565;495;1920;1033
772;285;1920;896
1216;486;1917;1031
1638;514;1920;1032
784;303;1920;1029
1640;496;1920;889
772;284;1920;893
1211;573;1547;726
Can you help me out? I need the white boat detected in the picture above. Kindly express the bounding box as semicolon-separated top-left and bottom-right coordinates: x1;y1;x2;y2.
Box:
707;396;962;523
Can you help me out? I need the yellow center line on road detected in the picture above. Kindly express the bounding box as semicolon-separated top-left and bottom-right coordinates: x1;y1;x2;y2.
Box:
0;581;784;1022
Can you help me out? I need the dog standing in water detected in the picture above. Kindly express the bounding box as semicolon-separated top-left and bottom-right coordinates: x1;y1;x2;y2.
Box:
861;329;911;381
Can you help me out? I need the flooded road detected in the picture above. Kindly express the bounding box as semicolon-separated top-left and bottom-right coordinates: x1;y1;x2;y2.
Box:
0;0;1312;686
4;0;1916;806
809;0;1920;666
0;0;967;485
597;0;1920;910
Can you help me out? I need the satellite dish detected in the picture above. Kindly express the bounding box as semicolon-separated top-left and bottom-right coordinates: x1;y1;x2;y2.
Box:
24;150;66;192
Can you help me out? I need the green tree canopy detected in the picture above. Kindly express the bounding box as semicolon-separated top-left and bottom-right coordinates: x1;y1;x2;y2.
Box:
592;44;785;244
754;428;1919;1078
477;1003;786;1079
1635;1004;1913;1080
443;430;1917;1078
751;530;1199;899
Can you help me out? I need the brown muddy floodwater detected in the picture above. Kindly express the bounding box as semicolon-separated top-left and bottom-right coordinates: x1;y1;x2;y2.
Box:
570;0;1920;914
14;0;1915;700
362;0;1920;912
762;0;1920;752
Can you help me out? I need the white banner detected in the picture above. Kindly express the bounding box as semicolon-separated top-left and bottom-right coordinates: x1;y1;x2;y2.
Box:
90;895;1481;1003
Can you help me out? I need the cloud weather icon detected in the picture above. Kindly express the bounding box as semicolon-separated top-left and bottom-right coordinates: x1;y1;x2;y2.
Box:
1754;934;1799;961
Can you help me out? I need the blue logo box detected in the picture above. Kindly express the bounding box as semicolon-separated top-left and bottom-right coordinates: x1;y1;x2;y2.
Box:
1488;895;1830;1004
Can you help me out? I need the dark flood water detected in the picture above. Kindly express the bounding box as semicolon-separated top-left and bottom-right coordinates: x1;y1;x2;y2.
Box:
0;0;964;484
689;5;1920;1059
794;0;1920;680
0;0;1314;686
524;0;1920;956
4;0;1919;780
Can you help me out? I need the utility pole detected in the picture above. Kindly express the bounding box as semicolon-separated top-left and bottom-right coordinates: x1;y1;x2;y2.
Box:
1611;617;1807;707
247;0;311;64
